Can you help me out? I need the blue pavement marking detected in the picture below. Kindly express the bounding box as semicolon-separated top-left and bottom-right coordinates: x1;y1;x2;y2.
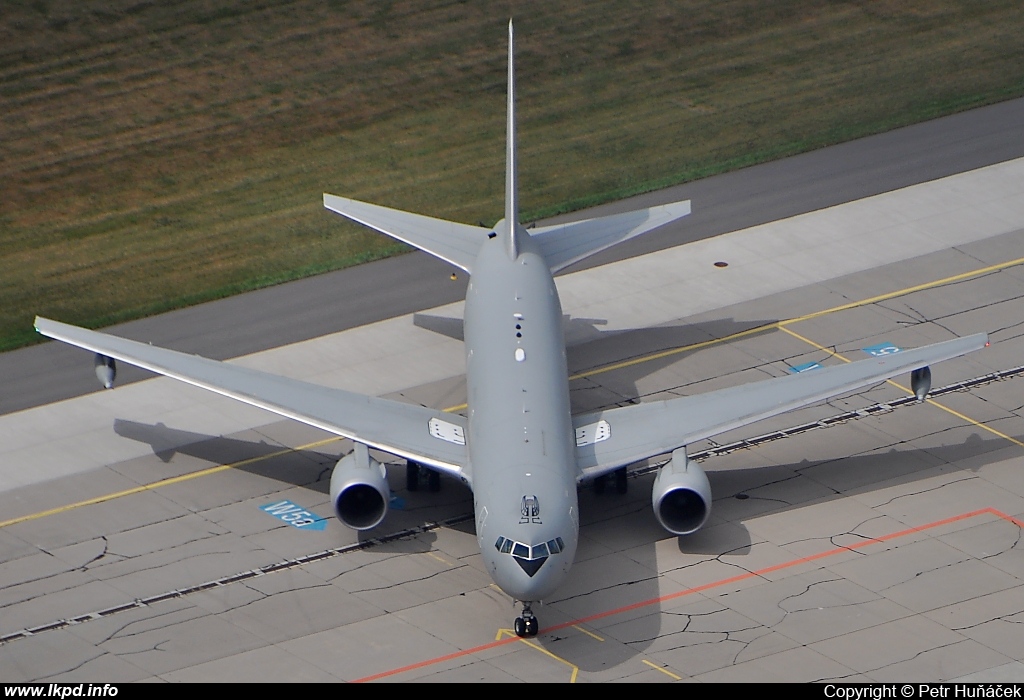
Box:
863;342;902;357
389;495;406;511
261;500;328;530
789;361;822;373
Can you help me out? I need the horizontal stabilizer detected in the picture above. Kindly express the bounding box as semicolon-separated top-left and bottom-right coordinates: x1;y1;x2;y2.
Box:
413;313;464;341
324;193;488;273
530;200;691;272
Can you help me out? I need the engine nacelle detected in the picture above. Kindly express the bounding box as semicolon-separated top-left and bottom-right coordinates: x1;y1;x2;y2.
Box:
94;354;116;389
329;443;389;530
652;447;712;535
911;366;931;402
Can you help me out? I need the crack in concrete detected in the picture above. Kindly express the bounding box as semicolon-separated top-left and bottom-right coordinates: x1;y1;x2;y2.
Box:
632;619;765;655
37;651;106;681
863;638;963;676
951;608;1024;632
101;530;226;567
776;577;844;614
874;555;974;594
871;474;979;508
95;605;203;646
548;575;661;605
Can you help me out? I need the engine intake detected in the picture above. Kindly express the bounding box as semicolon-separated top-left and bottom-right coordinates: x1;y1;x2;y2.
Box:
652;447;712;535
330;443;389;530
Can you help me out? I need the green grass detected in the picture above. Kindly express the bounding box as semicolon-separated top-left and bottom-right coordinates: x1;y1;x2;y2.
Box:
3;0;1024;350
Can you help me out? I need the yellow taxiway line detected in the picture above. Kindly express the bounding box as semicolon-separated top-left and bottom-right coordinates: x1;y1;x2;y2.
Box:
779;325;1024;449
642;659;683;680
0;436;344;529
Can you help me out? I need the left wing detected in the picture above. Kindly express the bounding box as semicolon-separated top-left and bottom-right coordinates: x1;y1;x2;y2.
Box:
35;317;471;483
573;333;988;480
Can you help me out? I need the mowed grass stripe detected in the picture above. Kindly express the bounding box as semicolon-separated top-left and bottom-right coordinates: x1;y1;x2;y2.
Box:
3;1;1024;350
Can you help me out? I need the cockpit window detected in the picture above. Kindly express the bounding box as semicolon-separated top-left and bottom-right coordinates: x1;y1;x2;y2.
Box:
495;536;565;560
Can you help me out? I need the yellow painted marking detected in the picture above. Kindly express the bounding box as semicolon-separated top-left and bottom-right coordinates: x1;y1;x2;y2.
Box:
426;552;455;567
642;659;682;680
0;436;343;529
918;396;1024;449
519;638;579;683
779;254;1024;327
495;628;580;682
778;326;1024;449
568;254;1024;382
572;624;604;642
778;326;851;363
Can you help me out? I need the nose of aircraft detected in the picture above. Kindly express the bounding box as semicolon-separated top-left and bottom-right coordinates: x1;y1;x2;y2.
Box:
513;555;548;577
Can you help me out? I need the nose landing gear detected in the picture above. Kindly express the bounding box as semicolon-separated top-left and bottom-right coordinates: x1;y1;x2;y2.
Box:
514;604;539;637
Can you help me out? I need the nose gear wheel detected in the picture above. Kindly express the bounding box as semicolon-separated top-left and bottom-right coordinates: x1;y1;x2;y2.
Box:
514;604;539;637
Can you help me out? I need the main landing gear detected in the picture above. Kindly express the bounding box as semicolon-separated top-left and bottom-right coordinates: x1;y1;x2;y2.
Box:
406;460;441;492
593;467;628;495
514;604;539;637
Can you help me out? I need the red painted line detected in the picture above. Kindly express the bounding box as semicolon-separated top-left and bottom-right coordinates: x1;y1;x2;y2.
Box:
352;507;1020;682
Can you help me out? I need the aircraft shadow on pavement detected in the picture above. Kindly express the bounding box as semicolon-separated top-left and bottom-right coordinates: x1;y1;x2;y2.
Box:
566;316;777;414
545;429;1014;671
111;418;474;553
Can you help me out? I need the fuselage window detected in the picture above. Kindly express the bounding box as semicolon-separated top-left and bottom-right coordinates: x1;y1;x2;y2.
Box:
500;538;514;554
532;542;549;558
512;542;530;558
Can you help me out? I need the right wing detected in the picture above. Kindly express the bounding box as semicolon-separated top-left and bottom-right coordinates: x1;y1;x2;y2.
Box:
323;193;488;273
573;333;988;480
35;317;471;483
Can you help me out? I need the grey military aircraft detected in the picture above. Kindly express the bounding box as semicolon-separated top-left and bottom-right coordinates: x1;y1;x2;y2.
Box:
36;21;988;638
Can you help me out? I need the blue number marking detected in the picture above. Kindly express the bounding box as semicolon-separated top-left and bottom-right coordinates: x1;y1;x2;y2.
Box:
261;500;328;530
863;342;902;357
789;361;822;373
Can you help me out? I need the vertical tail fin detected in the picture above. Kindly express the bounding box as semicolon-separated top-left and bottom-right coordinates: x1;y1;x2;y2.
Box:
505;19;525;260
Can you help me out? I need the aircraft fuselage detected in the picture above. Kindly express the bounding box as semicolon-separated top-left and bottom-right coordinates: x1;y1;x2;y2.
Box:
465;226;579;602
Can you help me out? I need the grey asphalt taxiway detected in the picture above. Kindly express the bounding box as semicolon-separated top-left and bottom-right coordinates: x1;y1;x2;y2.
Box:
2;105;1024;682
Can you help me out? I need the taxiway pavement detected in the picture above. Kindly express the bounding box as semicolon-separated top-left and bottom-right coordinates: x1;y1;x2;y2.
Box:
1;120;1024;683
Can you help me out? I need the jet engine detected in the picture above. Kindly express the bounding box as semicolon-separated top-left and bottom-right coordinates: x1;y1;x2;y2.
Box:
651;447;712;535
94;353;116;389
330;443;389;530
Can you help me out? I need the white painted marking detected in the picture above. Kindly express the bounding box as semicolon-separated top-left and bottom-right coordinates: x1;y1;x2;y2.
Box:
429;417;466;445
575;420;611;447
